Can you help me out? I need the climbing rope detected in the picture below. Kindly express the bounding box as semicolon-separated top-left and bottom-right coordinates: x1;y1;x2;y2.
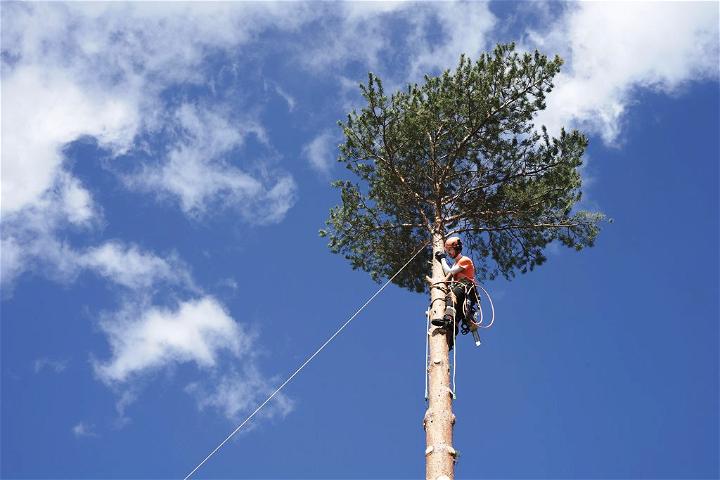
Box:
452;312;457;397
424;310;430;399
470;283;495;329
183;240;430;480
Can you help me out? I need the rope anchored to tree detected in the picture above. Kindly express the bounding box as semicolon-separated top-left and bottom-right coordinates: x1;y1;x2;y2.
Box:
183;240;430;480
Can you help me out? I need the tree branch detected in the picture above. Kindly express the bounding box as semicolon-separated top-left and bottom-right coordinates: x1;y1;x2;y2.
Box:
449;221;591;236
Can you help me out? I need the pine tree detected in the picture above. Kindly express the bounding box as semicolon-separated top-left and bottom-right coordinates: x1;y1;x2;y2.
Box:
321;43;604;479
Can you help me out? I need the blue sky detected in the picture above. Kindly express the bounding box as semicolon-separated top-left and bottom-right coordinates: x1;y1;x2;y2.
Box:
1;2;718;479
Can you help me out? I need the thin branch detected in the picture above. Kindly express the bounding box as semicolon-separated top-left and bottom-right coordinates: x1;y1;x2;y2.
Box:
448;221;591;236
364;223;425;232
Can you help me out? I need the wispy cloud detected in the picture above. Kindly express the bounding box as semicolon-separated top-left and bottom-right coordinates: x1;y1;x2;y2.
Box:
294;2;497;94
80;242;194;291
186;365;294;423
94;296;292;425
268;81;297;112
72;422;98;438
404;2;496;80
122;103;297;222
33;358;68;374
303;130;337;177
1;205;193;295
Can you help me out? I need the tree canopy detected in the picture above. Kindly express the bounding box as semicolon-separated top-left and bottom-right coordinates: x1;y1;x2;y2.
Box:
321;43;605;293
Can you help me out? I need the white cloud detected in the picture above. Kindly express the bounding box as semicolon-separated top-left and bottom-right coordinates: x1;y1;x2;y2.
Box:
271;82;296;112
295;2;496;91
124;103;297;222
94;295;292;425
1;64;139;216
1;176;100;289
2;9;303;425
1;1;313;218
1;201;192;297
0;236;25;290
527;2;719;143
1;1;500;237
186;365;294;423
79;242;192;291
59;173;98;227
217;278;239;291
303;130;337;176
297;2;410;73
405;2;496;79
94;296;248;384
1;195;192;292
33;358;68;374
72;422;97;438
3;3;314;89
251;175;298;226
113;390;138;429
292;2;716;149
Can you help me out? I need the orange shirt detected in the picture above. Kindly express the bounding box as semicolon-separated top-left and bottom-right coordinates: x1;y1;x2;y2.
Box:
453;255;476;284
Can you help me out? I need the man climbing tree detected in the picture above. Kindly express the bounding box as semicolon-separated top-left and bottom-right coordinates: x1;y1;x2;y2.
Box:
321;43;605;479
433;236;482;347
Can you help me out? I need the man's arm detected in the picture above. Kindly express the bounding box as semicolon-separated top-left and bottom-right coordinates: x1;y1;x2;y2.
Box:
441;258;464;276
435;252;465;275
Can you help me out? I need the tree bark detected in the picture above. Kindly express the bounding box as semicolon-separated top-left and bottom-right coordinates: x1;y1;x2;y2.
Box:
424;230;456;479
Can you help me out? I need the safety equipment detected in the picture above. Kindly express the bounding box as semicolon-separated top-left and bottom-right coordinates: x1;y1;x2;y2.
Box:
444;236;462;254
434;251;446;262
430;293;456;329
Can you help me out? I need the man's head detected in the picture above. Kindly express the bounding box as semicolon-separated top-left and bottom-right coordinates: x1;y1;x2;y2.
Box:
444;236;462;259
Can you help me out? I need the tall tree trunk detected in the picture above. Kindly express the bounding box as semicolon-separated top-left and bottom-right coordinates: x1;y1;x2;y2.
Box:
424;230;456;479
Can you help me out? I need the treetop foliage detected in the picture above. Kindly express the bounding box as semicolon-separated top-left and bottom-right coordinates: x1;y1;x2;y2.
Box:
321;43;605;293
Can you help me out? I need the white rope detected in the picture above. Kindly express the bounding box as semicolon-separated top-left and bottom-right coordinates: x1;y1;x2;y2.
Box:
451;312;457;398
475;283;496;329
183;241;429;480
424;310;430;400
